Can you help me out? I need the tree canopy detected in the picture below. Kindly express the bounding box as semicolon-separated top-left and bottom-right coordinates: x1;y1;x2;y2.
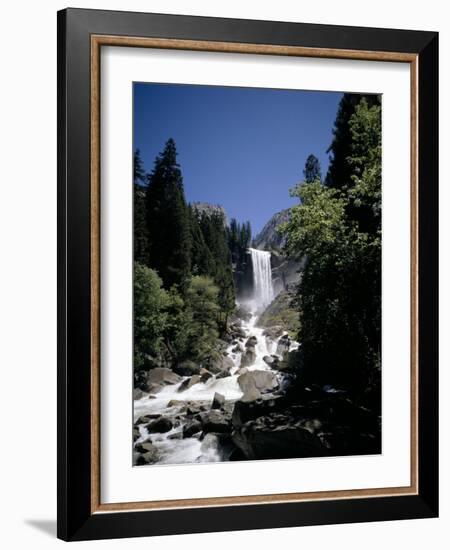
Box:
281;95;382;395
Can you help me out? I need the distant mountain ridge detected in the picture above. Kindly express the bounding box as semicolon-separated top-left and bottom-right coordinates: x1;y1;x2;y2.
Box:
192;202;227;224
253;208;291;252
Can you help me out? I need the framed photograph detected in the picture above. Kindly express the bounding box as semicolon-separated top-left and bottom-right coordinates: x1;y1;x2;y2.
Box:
57;8;438;541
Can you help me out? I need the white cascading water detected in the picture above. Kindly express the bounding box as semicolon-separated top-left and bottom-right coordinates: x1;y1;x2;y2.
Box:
134;313;282;465
249;248;274;310
133;247;294;465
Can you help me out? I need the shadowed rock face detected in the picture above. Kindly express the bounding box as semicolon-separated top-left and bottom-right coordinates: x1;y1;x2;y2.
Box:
231;393;381;461
253;208;291;251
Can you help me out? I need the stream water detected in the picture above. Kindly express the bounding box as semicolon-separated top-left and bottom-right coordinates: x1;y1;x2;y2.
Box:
133;249;297;465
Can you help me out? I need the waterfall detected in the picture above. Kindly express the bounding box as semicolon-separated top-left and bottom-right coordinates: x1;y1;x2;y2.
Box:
249;247;274;310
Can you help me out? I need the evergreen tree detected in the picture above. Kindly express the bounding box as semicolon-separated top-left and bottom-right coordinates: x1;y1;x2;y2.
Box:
133;148;146;185
146;138;191;289
325;93;380;190
133;149;149;265
303;154;322;183
198;210;236;329
188;205;214;276
281;98;382;395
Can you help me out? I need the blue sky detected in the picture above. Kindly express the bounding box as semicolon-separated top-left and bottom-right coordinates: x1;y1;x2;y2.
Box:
134;83;342;235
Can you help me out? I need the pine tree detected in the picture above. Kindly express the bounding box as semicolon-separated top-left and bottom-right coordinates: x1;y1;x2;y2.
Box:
146;138;191;289
133;149;146;185
198;210;236;329
188;205;214;276
281;97;382;395
303;154;322;183
133;149;149;265
325;93;380;190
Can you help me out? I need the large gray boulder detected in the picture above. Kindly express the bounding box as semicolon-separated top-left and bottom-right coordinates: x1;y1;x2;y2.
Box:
207;354;235;375
133;388;146;400
183;419;202;438
134;441;160;465
245;335;258;348
199;409;231;434
240;348;256;368
146;367;181;393
216;370;231;379
177;374;201;392
211;392;226;410
145;416;173;433
237;370;278;401
232;421;327;460
173;360;201;377
199;368;213;383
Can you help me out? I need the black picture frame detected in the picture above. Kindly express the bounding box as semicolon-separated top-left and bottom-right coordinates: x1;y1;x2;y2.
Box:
57;7;438;541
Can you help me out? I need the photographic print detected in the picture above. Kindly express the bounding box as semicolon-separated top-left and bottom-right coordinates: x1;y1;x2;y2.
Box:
132;83;382;466
132;83;383;467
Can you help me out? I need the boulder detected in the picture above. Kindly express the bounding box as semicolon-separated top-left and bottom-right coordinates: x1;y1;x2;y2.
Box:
146;368;181;392
216;370;231;379
232;343;245;353
232;394;381;459
186;403;205;417
199;410;231;434
263;355;274;366
232;395;284;428
240;348;256;368
211;392;226;410
177;375;201;392
134;441;160;465
237;370;278;402
199;368;213;383
262;326;284;340
133;426;141;442
276;334;291;356
232;421;327;460
133;388;146;400
207;355;235;374
245;335;258;348
167;431;183;440
135;450;160;466
146;416;173;433
183;419;202;438
173;360;201;377
167;399;186;408
236;367;248;376
135;440;154;454
135;415;153;425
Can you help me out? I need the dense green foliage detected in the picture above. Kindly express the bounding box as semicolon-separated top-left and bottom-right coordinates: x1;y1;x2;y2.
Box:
281;95;381;394
133;138;238;372
184;276;221;362
134;264;223;368
133;263;169;369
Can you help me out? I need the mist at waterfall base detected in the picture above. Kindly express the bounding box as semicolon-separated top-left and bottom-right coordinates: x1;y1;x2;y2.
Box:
133;247;296;466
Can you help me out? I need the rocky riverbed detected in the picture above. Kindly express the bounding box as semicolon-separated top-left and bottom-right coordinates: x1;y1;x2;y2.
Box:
133;310;380;466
